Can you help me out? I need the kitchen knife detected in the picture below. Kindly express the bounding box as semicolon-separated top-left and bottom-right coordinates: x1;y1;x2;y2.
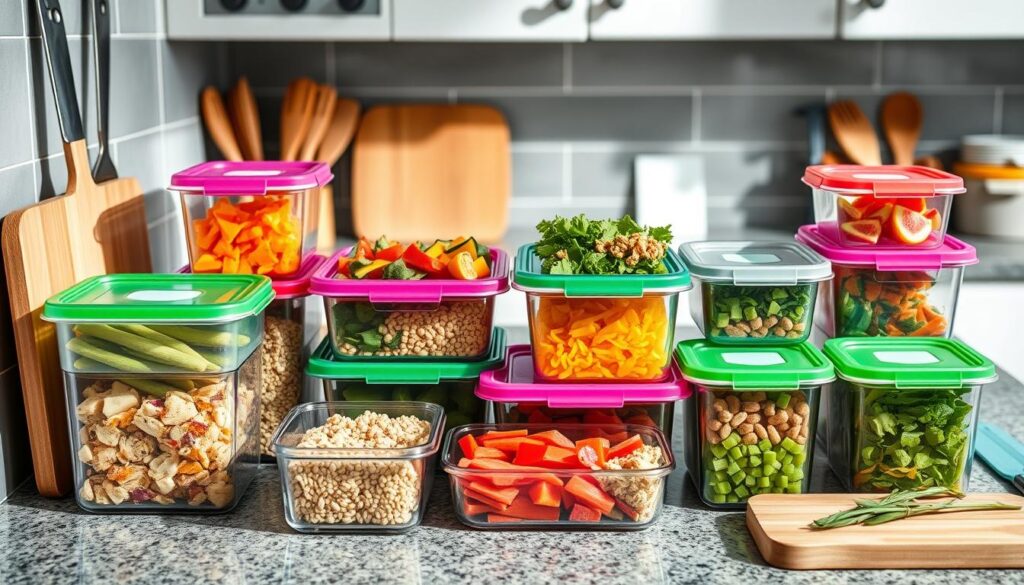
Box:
975;422;1024;494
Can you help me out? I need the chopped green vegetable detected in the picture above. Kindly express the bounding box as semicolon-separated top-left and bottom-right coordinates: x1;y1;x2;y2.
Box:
702;284;813;341
534;214;672;275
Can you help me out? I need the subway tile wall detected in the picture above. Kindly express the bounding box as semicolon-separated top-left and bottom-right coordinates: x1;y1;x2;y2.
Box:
0;0;221;498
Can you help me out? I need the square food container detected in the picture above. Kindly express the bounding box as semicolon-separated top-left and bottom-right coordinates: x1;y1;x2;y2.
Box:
271;401;445;533
804;165;964;249
513;244;691;382
443;423;674;530
311;247;510;361
796;224;977;338
679;241;831;345
306;328;507;431
170;161;333;278
822;338;996;493
477;345;690;442
676;339;835;509
43;274;273;512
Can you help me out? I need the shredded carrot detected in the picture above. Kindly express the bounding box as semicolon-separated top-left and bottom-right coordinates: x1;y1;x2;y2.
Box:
191;196;302;276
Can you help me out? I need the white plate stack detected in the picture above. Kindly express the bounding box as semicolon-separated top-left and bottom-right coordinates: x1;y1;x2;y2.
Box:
961;135;1024;167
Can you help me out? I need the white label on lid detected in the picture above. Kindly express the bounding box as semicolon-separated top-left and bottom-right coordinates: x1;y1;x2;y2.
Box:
873;350;939;365
852;173;909;181
722;352;785;367
223;170;282;177
723;252;781;265
127;290;202;302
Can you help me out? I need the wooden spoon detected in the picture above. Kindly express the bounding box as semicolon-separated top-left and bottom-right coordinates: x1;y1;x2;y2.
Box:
915;154;943;170
882;92;923;166
299;84;337;161
828;100;882;165
280;78;317;161
316;98;362;166
200;86;243;161
228;77;263;161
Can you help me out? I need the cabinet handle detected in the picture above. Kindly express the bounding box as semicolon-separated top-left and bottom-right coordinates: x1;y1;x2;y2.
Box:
864;0;885;7
607;0;624;8
553;0;573;10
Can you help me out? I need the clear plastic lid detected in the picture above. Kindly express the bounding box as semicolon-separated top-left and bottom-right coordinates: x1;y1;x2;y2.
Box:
823;337;997;389
678;241;831;286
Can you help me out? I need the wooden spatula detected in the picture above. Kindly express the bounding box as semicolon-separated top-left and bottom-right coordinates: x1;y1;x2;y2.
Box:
316;98;361;167
828;100;882;166
228;76;263;161
299;84;337;162
280;78;317;161
201;86;243;161
882;92;923;166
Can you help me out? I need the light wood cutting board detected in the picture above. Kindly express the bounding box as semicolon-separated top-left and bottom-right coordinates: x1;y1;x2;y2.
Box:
747;493;1024;570
1;0;151;496
352;104;510;244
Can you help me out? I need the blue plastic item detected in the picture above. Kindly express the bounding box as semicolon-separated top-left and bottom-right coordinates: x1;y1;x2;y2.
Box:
975;422;1024;495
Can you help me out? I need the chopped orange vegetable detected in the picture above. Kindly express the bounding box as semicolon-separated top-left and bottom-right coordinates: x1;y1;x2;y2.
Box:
471;446;510;461
472;255;491;278
607;434;643;460
448;251;477;279
528;481;563;508
486;513;523;523
458;434;479;458
497;495;561;521
564;476;615;514
467;481;519;506
529;430;575;450
191;196;302;276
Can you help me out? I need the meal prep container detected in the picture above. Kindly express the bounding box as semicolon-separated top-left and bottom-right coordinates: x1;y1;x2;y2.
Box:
804;165;964;249
513;244;691;382
477;344;690;441
952;162;1024;240
822;338;996;493
676;339;835;509
443;423;674;530
311;247;509;361
272;401;445;534
306;328;507;431
170;161;333;277
43;274;273;512
679;241;831;345
796;224;977;339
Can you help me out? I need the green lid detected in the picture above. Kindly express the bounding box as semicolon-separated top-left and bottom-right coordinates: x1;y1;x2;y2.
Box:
43;274;274;323
512;244;692;297
675;339;835;390
307;327;507;384
823;337;997;389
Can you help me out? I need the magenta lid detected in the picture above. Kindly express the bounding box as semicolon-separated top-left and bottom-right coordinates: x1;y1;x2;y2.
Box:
168;161;334;196
310;247;510;304
178;254;326;299
796;224;978;272
476;345;691;408
802;165;965;196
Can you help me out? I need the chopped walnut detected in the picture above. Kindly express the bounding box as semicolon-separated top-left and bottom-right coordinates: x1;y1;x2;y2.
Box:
594;233;668;267
597;445;666;523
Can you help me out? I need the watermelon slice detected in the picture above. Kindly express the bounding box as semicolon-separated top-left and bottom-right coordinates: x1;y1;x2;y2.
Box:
840;219;882;245
891;206;932;245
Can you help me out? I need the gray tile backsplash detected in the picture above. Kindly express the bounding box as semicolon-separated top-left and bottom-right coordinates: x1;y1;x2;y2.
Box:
701;93;822;141
0;1;25;37
162;42;220;123
0;41;32;167
881;42;1024;86
1002;93;1024;134
115;0;158;34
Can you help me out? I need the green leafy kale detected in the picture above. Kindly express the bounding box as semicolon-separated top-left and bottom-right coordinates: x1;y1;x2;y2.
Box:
534;214;672;275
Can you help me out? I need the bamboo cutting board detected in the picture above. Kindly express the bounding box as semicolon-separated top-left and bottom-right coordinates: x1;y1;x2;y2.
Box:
1;0;151;496
352;104;510;244
747;493;1024;570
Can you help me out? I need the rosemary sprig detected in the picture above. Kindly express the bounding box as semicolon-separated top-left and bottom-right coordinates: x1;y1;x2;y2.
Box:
810;488;1021;529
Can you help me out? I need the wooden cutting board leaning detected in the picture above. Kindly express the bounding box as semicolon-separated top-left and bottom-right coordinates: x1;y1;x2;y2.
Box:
1;0;151;496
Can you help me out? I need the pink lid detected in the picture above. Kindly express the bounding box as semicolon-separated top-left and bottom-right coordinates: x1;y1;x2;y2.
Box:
477;345;691;408
802;165;965;196
310;247;510;304
178;254;326;299
168;161;333;196
796;224;978;271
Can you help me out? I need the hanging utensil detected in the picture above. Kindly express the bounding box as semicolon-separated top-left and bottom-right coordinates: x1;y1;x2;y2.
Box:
299;84;337;162
89;0;116;182
201;86;243;161
228;76;263;161
828;100;882;166
280;77;316;161
882;92;923;166
316;98;361;167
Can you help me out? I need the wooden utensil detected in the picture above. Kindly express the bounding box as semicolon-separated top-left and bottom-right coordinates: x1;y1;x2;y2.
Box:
882;92;923;166
820;150;844;165
299;84;337;162
747;493;1024;569
228;76;263;161
280;78;316;161
352;104;511;243
201;86;243;161
915;154;944;171
313;98;361;253
828;100;882;166
2;0;151;496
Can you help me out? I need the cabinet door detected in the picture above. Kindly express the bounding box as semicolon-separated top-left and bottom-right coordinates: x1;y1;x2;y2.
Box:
393;0;588;41
841;0;1024;39
588;0;837;40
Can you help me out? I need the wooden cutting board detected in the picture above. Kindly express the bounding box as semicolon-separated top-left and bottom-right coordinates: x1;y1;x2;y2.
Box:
747;493;1024;570
1;0;151;496
352;104;510;244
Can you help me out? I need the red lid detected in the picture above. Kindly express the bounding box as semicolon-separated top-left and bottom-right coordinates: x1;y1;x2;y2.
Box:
177;254;326;299
802;165;965;196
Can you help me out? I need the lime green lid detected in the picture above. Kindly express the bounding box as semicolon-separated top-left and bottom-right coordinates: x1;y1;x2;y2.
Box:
675;339;835;390
43;274;274;323
823;337;997;389
512;244;692;297
307;328;507;383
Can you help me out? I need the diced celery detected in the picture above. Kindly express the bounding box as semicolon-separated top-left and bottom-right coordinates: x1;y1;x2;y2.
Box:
726;461;741;476
757;477;771;488
771;487;784;494
722;433;741;450
767;301;781;316
748;455;762;467
763;451;778;466
730;470;746;484
747;444;761;456
762;465;774;477
743;306;758;321
782;463;795;476
791;469;805;481
772;460;783;471
745;476;757;487
715;481;731;495
715;313;730;328
713;470;728;482
776;393;791;409
775;475;789;488
758;439;772;452
710;444;727;459
735;485;750;500
793;451;807;466
780;437;801;454
726;494;739;504
729;299;742;321
736;457;749;468
785;483;801;494
728;446;743;460
750;467;763;478
712;458;729;472
710;492;727;504
781;453;794;466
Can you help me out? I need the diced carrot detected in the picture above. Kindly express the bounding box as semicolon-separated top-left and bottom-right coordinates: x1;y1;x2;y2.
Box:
530;430;575;450
467;482;519;505
462;489;510;511
863;280;882;302
463;497;500;517
486;513;522;524
607;435;644;460
568;503;602;523
564;475;615;514
480;437;546;453
458;434;479;459
615;498;640;521
575;437;608;468
512;442;548;466
844;277;862;296
457;457;472;468
538;446;585;469
480;429;529;440
598;430;630;445
561;491;576;511
498;495;562;521
603;505;625;521
910;317;947;337
465;458;564;486
193;253;222;272
471;447;510;461
528;481;563;508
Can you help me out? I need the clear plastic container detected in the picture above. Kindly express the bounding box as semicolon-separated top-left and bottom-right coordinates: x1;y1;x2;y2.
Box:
306;328;506;432
796;224;977;338
478;345;690;441
443;423;674;530
513;244;692;382
170;161;333;277
311;247;510;360
271;401;445;534
822;338;997;493
804;165;964;249
679;241;830;344
65;348;262;512
676;340;834;509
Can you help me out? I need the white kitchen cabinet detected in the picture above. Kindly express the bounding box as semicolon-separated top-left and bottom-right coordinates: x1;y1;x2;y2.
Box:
166;0;391;41
587;0;837;40
392;0;588;41
840;0;1024;39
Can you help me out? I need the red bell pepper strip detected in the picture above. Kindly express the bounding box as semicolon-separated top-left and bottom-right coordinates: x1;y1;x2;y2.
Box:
607;434;644;460
463;498;500;517
355;238;375;261
458;434;479;459
561;491;576;511
402;243;444;274
564;475;615;514
375;243;405;262
511;442;547;466
568;503;602;522
615;497;640;521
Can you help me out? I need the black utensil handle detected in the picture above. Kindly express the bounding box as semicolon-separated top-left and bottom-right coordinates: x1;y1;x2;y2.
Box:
91;0;110;148
1015;474;1024;495
37;0;84;144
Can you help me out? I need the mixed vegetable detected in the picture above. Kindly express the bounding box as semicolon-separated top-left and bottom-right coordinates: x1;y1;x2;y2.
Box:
534;215;671;275
337;236;492;281
702;284;812;340
330;299;491;358
498;405;662;430
834;266;947;337
838;195;942;246
329;382;482;430
192;196;302;275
